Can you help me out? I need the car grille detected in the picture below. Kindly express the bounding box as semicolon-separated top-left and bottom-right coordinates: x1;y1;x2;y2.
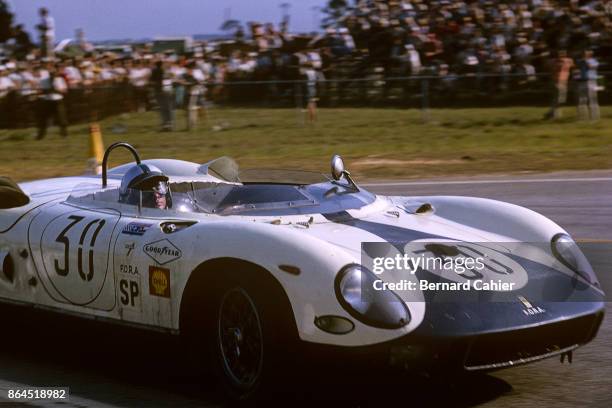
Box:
464;312;604;371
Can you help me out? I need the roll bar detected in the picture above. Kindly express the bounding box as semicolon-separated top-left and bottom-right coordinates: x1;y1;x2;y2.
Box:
102;142;142;188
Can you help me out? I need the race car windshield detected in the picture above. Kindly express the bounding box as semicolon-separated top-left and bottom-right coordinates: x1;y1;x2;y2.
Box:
66;184;163;209
180;180;375;216
238;169;329;185
178;182;317;215
66;183;120;204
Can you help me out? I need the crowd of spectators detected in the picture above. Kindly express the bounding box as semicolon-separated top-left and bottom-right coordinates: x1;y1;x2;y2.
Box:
202;0;612;93
1;1;611;131
328;0;611;76
0;32;220;132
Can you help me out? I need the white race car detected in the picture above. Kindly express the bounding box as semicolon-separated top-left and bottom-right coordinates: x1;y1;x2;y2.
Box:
0;142;604;401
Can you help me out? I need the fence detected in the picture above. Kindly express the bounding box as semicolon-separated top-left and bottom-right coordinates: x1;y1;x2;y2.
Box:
215;72;611;108
1;72;610;129
0;86;134;129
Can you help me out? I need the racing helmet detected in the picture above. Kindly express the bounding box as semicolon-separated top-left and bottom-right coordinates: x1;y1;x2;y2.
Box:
119;163;170;206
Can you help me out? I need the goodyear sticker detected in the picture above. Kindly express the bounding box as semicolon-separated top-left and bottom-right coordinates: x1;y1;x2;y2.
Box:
149;266;171;298
143;239;182;265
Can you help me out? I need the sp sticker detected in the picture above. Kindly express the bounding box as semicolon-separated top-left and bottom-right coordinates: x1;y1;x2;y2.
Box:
120;279;140;308
123;222;153;236
143;239;182;265
149;266;171;298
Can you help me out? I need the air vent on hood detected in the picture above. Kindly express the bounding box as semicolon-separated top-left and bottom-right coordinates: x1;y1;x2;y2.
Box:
415;203;434;214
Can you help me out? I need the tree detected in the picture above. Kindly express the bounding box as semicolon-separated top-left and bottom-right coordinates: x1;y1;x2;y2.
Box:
321;0;348;28
0;0;14;43
220;19;242;33
279;2;291;25
220;19;244;41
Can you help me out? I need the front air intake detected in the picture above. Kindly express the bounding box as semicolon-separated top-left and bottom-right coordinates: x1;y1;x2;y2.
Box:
0;250;15;283
464;313;603;370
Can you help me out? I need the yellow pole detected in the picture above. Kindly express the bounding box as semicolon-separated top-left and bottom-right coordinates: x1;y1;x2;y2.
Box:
87;123;104;175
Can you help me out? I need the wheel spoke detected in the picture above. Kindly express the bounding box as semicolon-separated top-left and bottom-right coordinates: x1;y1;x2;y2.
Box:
218;287;264;388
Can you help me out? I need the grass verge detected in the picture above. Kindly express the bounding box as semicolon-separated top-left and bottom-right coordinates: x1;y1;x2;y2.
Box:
1;106;611;181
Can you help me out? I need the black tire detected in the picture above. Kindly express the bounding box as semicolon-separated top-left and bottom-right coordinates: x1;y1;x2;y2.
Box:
202;269;299;403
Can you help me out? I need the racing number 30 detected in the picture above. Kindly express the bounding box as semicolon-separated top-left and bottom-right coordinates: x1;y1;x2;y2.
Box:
54;215;106;281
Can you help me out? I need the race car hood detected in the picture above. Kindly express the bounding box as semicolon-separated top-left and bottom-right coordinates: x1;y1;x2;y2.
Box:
293;196;514;257
290;196;604;337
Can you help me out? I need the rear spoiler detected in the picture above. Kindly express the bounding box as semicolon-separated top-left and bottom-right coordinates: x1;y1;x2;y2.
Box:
0;177;30;209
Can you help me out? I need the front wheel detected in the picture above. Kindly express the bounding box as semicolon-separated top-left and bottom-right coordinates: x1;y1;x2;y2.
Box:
209;275;298;402
217;287;264;393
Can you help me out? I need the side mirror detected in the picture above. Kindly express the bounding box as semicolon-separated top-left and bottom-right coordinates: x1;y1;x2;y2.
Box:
330;154;359;192
331;154;345;181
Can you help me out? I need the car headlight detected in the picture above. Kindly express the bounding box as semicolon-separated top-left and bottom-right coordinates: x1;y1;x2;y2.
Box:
334;265;410;329
551;233;597;285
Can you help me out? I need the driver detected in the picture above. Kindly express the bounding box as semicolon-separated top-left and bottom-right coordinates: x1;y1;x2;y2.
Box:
152;180;169;209
119;163;172;209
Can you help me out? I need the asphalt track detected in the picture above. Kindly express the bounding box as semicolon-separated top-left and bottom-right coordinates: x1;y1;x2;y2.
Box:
1;171;611;407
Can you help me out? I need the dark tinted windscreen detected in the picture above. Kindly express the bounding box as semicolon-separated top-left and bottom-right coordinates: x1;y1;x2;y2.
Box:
190;183;314;214
219;184;308;205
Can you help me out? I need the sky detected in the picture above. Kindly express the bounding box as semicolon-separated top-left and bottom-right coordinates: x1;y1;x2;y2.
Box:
7;0;329;41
